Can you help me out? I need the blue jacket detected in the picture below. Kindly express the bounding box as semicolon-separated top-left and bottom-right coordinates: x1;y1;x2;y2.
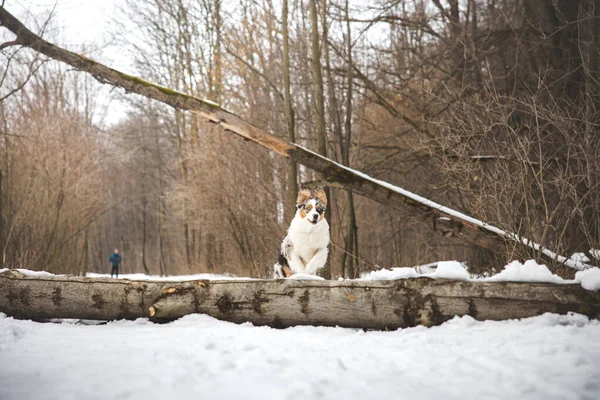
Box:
110;253;122;267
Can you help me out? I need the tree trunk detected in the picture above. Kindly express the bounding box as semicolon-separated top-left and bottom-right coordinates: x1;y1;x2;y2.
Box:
154;124;167;277
140;135;151;276
343;0;359;279
141;194;150;275
79;228;89;277
0;169;3;269
310;0;332;279
213;0;223;104
0;8;590;271
309;0;327;160
282;0;298;222
1;270;598;329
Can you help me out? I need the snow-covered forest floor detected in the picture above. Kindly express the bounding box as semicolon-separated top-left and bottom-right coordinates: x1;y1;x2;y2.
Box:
2;260;600;399
1;312;599;400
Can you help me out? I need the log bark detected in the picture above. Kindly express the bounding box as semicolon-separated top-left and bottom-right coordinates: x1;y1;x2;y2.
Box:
0;7;591;270
1;270;598;329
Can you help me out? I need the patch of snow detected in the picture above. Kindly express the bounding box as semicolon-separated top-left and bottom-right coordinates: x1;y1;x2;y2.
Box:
414;262;439;274
0;269;56;277
571;252;591;263
359;267;419;280
294;145;592;271
575;268;600;291
1;312;599;400
85;272;254;281
481;260;566;284
200;98;221;108
430;261;470;280
287;273;326;280
359;261;469;281
360;259;600;291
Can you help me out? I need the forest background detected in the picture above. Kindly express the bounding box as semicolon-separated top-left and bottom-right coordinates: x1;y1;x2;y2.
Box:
1;0;598;278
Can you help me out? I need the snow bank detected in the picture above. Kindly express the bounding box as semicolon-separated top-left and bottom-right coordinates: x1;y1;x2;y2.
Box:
1;312;599;400
575;268;600;291
360;261;469;281
430;261;470;280
481;260;566;284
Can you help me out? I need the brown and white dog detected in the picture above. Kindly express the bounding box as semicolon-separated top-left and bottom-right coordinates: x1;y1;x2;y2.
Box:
273;187;330;278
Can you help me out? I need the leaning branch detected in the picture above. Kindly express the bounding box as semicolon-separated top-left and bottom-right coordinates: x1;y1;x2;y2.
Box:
0;7;590;270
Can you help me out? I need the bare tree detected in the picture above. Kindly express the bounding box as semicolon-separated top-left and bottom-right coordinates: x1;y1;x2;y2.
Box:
282;0;298;222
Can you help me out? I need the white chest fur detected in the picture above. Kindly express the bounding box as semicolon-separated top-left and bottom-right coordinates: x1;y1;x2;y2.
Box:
287;216;330;272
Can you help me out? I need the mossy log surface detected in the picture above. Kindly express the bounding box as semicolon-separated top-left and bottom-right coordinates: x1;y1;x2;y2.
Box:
1;270;599;329
0;6;583;266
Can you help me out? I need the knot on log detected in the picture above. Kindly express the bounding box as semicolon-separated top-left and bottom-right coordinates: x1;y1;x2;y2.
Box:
400;284;444;327
148;284;206;321
216;292;238;315
92;294;106;309
251;290;269;315
298;290;310;314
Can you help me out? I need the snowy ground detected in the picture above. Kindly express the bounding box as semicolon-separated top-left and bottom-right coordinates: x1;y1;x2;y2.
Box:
1;312;600;400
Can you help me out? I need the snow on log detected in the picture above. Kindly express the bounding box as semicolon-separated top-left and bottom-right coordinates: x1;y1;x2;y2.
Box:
1;270;599;329
0;7;592;270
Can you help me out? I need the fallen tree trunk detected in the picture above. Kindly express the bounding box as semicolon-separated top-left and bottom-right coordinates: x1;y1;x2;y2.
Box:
1;270;598;329
0;7;590;270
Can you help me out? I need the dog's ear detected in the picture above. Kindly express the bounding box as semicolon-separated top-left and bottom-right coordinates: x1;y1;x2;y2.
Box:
297;186;312;206
314;187;327;207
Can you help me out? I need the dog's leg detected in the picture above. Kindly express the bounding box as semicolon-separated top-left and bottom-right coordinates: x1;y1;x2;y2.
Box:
273;263;285;278
305;247;329;275
287;252;306;274
279;236;304;275
282;265;292;277
274;258;293;278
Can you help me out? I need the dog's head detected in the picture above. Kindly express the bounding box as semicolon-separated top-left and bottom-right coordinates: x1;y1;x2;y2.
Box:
296;187;327;225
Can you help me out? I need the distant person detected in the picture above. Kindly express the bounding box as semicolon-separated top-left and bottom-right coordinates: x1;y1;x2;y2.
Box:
110;249;122;278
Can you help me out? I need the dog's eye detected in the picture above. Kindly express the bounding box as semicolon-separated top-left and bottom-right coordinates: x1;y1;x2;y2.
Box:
316;207;324;214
